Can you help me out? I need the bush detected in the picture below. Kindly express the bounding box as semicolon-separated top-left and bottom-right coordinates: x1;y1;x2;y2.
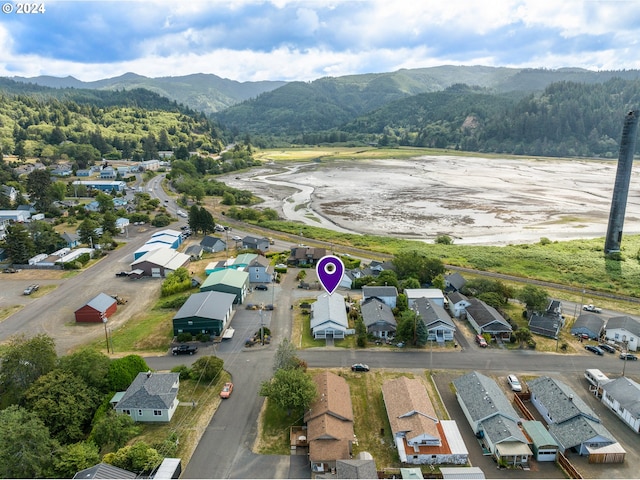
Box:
170;365;191;381
435;234;453;245
195;333;211;342
176;333;193;342
527;340;537;349
77;253;91;265
157;295;189;309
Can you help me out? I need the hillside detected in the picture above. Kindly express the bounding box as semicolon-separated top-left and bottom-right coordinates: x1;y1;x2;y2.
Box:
0;93;225;168
212;66;640;137
10;73;286;114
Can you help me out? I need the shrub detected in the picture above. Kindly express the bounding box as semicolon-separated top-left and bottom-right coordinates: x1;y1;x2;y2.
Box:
195;333;210;342
157;295;189;309
435;234;453;245
176;333;193;342
170;365;191;381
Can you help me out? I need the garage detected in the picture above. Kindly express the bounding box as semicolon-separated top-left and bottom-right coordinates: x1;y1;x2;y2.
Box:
75;293;117;323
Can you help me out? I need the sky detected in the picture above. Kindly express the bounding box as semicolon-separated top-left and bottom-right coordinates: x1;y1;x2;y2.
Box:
0;0;639;83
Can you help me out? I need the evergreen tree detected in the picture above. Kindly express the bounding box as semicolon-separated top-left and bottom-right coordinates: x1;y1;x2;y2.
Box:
5;223;35;263
27;169;52;212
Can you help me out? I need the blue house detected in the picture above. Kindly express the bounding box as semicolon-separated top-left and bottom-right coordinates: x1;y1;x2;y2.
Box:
61;232;80;248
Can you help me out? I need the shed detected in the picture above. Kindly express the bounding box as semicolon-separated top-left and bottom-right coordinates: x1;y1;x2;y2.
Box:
74;293;117;323
521;420;558;461
153;458;182;479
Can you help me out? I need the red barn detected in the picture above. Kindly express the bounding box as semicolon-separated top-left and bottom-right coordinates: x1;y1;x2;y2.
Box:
75;293;117;323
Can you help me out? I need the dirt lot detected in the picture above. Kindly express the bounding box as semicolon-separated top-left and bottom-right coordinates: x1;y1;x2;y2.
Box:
220;156;640;245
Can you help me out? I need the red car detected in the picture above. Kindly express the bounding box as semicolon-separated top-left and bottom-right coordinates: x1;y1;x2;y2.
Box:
220;382;233;399
475;334;488;347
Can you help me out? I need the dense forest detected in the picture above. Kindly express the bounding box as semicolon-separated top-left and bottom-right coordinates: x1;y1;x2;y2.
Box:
0;89;226;170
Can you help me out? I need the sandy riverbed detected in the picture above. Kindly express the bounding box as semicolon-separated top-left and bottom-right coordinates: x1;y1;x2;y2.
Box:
219;155;640;246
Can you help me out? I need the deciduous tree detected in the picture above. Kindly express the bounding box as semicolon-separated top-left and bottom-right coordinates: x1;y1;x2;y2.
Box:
0;405;57;478
259;368;317;416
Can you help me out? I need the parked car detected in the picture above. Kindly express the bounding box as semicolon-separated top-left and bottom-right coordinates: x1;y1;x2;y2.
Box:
255;284;268;291
475;334;488;348
172;344;198;355
3;268;17;273
582;304;602;313
232;235;242;241
585;345;604;355
620;352;638;361
220;382;233;399
115;271;130;277
23;284;39;295
598;343;616;353
507;374;522;392
351;363;370;372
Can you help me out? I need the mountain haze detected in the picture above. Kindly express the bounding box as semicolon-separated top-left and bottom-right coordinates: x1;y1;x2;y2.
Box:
11;72;287;114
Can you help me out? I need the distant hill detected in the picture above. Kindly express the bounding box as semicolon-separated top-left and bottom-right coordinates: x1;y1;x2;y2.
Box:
213;66;640;135
10;72;287;114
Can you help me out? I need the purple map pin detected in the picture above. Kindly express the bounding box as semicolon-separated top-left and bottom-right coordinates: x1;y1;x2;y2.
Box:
316;255;345;295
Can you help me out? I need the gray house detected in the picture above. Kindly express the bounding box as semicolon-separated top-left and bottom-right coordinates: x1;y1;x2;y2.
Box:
114;372;180;423
528;376;618;455
242;235;271;251
361;297;396;339
571;313;605;340
412;297;456;343
464;298;512;341
184;244;203;260
453;371;532;466
73;463;136;479
246;256;272;284
200;235;226;253
444;272;466;292
528;300;564;338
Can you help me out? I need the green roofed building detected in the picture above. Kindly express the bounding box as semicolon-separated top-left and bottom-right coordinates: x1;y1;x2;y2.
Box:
200;269;250;304
521;420;559;462
173;291;236;337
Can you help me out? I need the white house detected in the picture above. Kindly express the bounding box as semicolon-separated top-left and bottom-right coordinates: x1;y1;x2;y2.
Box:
405;289;445;308
362;285;398;309
310;293;349;339
447;291;471;318
413;297;456;343
604;316;640;352
601;377;640;433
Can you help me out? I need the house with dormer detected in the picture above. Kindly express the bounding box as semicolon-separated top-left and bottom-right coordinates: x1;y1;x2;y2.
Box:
304;371;355;474
288;245;326;266
453;371;532;466
383;377;468;465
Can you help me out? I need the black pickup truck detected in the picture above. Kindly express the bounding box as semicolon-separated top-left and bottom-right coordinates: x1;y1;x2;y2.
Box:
172;345;198;355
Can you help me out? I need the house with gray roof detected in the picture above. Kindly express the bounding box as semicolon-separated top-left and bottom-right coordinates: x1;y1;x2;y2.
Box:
361;297;396;339
444;272;466;292
406;289;445;308
311;293;349;339
464;298;512;341
334;457;378;479
571;313;605;340
200;235;226;253
528;300;564;338
527;376;618;455
130;247;190;278
601;376;640;433
114;372;180;422
362;285;398;308
453;371;531;466
73;462;136;479
242;235;271;251
447;291;471;318
413;297;456;343
246;257;273;284
604;315;640;351
185;244;203;260
173;290;236;337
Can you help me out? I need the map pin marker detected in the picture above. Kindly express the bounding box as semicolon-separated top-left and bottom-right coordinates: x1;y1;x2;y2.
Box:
316;255;345;296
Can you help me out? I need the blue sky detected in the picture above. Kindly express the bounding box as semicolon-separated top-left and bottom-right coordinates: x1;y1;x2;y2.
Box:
0;0;639;82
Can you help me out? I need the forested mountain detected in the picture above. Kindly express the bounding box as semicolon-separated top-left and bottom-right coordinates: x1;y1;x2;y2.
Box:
0;92;225;169
341;78;640;158
212;67;640;137
10;73;287;114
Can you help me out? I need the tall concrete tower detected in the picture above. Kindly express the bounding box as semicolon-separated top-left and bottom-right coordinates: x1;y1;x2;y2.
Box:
605;110;640;254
